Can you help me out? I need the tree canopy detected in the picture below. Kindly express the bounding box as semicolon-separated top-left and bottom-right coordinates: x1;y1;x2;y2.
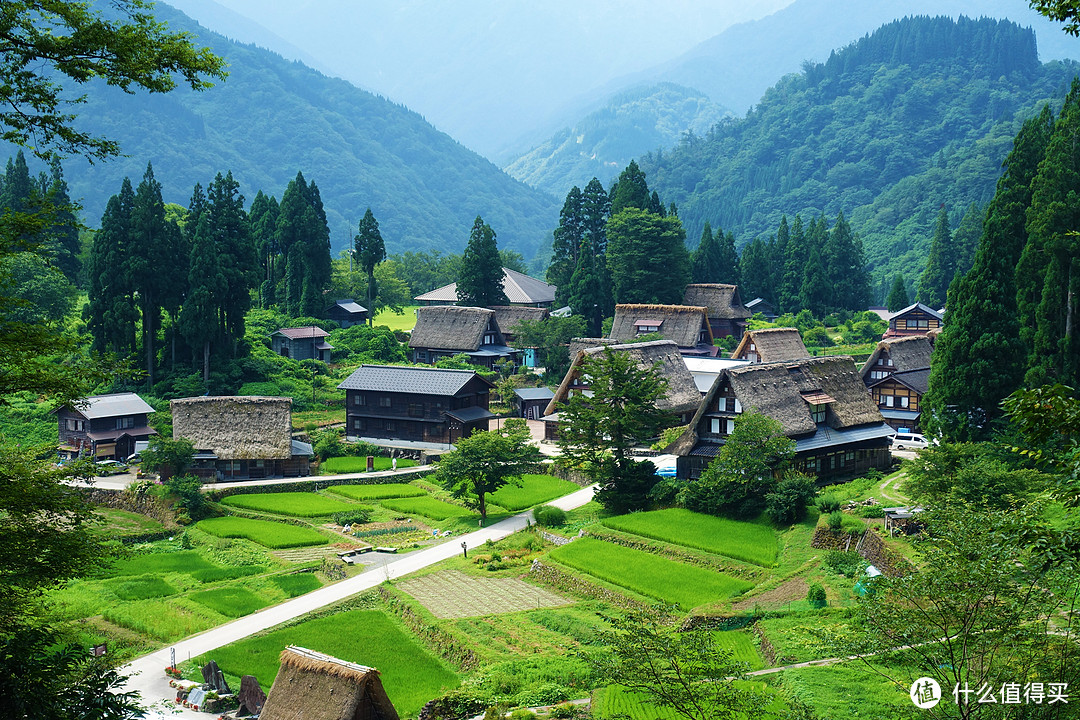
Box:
437;418;541;521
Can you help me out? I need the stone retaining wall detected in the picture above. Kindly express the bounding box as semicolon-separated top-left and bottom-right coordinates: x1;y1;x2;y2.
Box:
378;586;479;671
83;488;177;526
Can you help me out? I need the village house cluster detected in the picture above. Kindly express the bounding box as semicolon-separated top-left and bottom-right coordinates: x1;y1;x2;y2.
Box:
57;275;939;483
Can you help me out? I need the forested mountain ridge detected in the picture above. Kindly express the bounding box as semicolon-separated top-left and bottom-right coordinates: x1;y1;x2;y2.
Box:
16;3;558;258
503;83;730;197
638;15;1079;289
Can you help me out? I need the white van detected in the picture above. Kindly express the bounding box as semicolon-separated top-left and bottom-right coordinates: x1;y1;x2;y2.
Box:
890;433;930;450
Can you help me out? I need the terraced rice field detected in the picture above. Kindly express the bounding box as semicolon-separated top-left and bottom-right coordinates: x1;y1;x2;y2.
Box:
380;495;477;521
603;508;779;566
196;517;330;548
221;491;356;517
397;569;571;618
328;483;428;500
320;456;418;473
548;538;754;608
188;587;269;618
487;474;579;511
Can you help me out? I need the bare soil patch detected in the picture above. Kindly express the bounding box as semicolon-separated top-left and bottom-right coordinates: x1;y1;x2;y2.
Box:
732;577;809;612
397;569;572;618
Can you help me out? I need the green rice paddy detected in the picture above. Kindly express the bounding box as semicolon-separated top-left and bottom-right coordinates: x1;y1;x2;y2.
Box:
328;482;428;500
189;587;270;618
603;508;779;567
221;491;356;517
380;495;476;521
196;517;330;548
102;598;225;642
271;573;322;597
106;550;216;577
190;565;266;583
488;474;579;511
548;538;754;609
107;576;178;601
320;456;418;474
197;609;458;718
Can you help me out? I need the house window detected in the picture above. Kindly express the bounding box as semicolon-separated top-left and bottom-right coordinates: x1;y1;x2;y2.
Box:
636;325;659;335
809;403;826;423
66;418;85;432
354;394;366;406
115;417;134;430
733;398;742;413
717;397;727;412
409;404;424;418
353;419;364;431
885;395;895;408
385;420;395;431
483;333;495;345
379;396;392;408
710;418;720;434
416;350;428;362
899;396;909;408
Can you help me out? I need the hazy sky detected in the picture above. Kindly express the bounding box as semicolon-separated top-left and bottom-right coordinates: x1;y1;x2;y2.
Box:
169;0;795;157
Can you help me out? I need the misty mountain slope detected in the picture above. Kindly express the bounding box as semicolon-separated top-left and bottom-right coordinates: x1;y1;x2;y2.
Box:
637;15;1078;286
20;4;559;257
503;83;729;196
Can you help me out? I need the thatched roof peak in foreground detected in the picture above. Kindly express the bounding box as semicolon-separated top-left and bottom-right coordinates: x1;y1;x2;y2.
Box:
544;340;701;417
260;646;399;720
683;284;752;320
171;396;293;461
609;304;713;348
860;335;934;377
733;327;810;363
408;305;498;351
489;305;549;337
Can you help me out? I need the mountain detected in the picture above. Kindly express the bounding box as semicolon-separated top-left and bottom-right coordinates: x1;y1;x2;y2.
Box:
13;3;559;259
636;15;1079;288
503;83;729;197
168;0;792;162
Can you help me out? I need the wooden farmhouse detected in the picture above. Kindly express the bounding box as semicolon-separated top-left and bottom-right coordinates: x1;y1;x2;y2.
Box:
514;387;555;420
682;284;752;339
745;297;778;321
259;646;398;720
861;336;934;433
542;340;701;441
883;302;943;339
408;305;519;369
732;327;811;363
338;365;495;447
272;326;333;362
414;267;557;308
490;305;550;368
671;356;894;482
55;392;156;461
171;396;313;481
608;303;716;356
325;299;369;328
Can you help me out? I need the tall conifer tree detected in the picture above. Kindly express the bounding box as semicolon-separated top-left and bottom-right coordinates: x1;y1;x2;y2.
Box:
567;237;605;337
86;178;138;355
548;186;584;305
129;163;169;386
457;215;508;307
886;273;909;312
353;207;386;320
917;207;954;310
691;222;722;283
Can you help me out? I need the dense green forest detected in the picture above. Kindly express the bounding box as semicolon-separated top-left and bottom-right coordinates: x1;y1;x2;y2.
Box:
504;83;728;197
4;3;558;259
638;15;1079;291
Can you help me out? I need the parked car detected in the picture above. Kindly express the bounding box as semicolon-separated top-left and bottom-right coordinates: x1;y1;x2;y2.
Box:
890;433;930;450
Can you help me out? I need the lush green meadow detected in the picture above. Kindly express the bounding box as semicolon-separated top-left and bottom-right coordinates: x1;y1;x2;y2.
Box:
548;538;754;608
189;587;270;618
320;456;418;474
107;550;215;576
372;306;420;332
714;630;764;671
197;517;330;548
380;495;479;521
329;483;428;500
106;576;178;601
603;509;779;567
221;491;356;517
197;609;458;718
190;565;266;583
488;474;579;511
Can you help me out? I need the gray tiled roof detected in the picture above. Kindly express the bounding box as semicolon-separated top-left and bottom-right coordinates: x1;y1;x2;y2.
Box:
794;422;895;453
514;387;555;401
337;365;485;396
75;392;155;419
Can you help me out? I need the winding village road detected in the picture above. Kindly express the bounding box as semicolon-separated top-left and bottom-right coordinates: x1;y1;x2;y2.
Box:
122;483;597;719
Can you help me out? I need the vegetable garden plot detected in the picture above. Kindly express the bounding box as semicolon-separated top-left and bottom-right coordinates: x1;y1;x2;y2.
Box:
396;569;572;618
197;517;330;548
602;508;778;567
548;538;753;608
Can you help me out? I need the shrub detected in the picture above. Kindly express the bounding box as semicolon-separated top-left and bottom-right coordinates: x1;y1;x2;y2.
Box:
802;326;832;347
827;510;844;531
647;477;684;505
816;494;842;514
764;472;817;524
533;504;567;526
860;505;885;518
332;508;373;525
550;704;578;718
806;583;827;609
166;474;209;520
824;550;866;578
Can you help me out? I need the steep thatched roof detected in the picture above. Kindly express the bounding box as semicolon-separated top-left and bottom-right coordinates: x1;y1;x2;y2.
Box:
544;340;701;417
860;336;934;377
260;646;399;720
732;327;810;363
682;284;752;320
490;305;549;337
677;356;882;449
567;337;616;362
171;396;293;460
408;306;499;351
609;304;712;347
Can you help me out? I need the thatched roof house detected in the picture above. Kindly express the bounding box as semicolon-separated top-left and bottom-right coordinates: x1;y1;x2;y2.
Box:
544;340;701;423
171;396;312;480
673;356;892;480
414;267;556;307
260;646;399;720
861;336;934;382
732;327;810;363
609;304;714;354
862;336;935;433
490;305;549;342
408;306;518;369
682;284;752;338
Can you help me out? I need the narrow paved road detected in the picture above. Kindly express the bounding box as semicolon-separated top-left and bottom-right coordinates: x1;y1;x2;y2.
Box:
123;484;596;718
